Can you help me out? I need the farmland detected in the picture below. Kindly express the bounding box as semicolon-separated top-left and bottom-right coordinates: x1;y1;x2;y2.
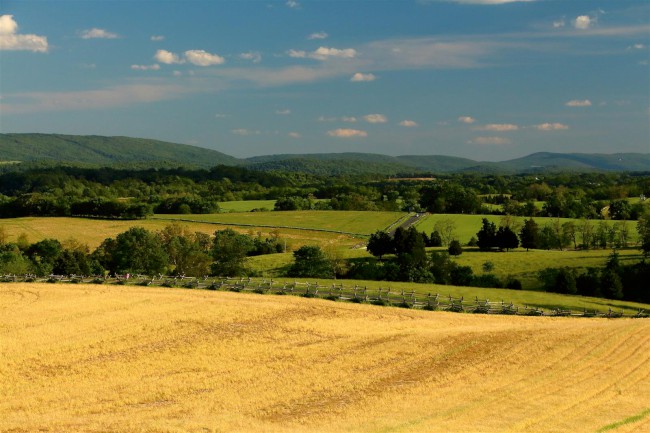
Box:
1;283;649;433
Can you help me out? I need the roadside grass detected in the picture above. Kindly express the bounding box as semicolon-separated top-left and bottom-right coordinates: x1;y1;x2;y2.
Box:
154;210;406;235
414;213;640;244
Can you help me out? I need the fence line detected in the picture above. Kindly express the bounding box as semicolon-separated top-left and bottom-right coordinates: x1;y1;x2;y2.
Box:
1;274;646;319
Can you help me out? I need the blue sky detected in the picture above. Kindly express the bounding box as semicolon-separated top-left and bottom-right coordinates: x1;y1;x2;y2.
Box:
1;0;649;161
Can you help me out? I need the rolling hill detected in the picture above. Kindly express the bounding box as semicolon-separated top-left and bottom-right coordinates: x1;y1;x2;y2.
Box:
1;133;648;173
0;133;240;168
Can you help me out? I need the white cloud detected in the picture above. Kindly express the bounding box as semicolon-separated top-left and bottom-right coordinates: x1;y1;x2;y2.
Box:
286;0;300;9
363;114;388;124
0;15;48;52
239;51;262;63
565;99;592;107
312;46;356;60
80;28;119;39
350;72;377;82
573;15;593;30
289;47;357;61
475;123;519;131
232;129;261;136
342;116;357;123
275;109;291;115
131;64;161;71
458;116;476;124
155;49;183;64
288;132;302;138
150;35;165;42
553;19;565;29
534;122;569;131
468;136;512;145
184;49;225;66
627;43;646;50
399;120;418;127
308;32;328;40
327;128;368;138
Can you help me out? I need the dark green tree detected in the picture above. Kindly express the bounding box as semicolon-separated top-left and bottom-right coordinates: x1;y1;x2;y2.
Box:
496;226;519;252
476;218;497;251
366;231;394;260
520;218;539;251
95;227;168;275
288;245;333;278
447;240;463;256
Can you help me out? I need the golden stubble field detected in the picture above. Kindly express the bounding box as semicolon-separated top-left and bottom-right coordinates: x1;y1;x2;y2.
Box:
1;283;649;433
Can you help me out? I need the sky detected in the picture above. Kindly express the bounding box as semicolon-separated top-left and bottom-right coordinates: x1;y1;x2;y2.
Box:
1;0;649;161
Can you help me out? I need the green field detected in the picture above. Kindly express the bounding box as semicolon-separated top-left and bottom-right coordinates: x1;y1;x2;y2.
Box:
153;210;407;236
414;213;639;244
219;200;276;212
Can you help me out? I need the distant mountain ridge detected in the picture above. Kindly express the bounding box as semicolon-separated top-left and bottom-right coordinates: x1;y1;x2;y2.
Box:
1;133;648;173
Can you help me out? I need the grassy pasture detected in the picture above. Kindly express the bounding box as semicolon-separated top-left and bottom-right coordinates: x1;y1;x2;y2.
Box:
1;283;648;433
414;213;640;244
219;199;276;212
154;210;406;236
0;217;361;250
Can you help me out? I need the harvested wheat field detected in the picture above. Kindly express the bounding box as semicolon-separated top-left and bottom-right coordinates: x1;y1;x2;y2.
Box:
1;284;649;433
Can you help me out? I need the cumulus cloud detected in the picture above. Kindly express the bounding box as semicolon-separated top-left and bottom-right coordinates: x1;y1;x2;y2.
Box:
350;72;377;82
150;35;165;42
185;49;225;66
155;49;183;64
534;122;569;131
327;128;368;138
458;116;476;124
475;123;519;132
232;129;261;136
131;64;161;71
239;51;262;63
399;120;418;127
363;114;388;124
0;15;48;52
275;109;291;115
286;1;300;9
565;99;592;107
80;28;119;39
573;15;593;30
308;32;328;40
288;132;302;138
288;46;356;60
342;116;357;123
553;19;566;29
468;136;512;145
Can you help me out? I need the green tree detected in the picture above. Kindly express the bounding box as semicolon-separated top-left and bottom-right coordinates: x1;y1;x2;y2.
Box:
95;227;168;275
366;231;394;260
288;245;333;278
637;213;650;257
476;218;497;251
519;218;539;251
447;240;463;256
211;229;254;276
496;226;519;252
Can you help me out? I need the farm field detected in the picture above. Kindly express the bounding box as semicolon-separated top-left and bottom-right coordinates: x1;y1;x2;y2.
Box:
154;210;407;236
414;214;640;244
0;217;361;250
219;199;276;212
1;283;649;433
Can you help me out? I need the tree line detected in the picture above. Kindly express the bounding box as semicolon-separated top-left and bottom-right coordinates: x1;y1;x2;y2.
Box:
1;166;648;219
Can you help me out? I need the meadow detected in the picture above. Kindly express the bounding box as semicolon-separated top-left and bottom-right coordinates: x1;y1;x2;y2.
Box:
0;216;365;250
219;199;276;212
414;213;640;244
153;210;406;236
1;283;648;433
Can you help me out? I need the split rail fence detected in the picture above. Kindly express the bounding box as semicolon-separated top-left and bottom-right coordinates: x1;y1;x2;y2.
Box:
2;273;647;319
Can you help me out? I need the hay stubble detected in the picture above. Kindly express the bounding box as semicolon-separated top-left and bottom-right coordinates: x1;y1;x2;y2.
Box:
1;283;648;432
